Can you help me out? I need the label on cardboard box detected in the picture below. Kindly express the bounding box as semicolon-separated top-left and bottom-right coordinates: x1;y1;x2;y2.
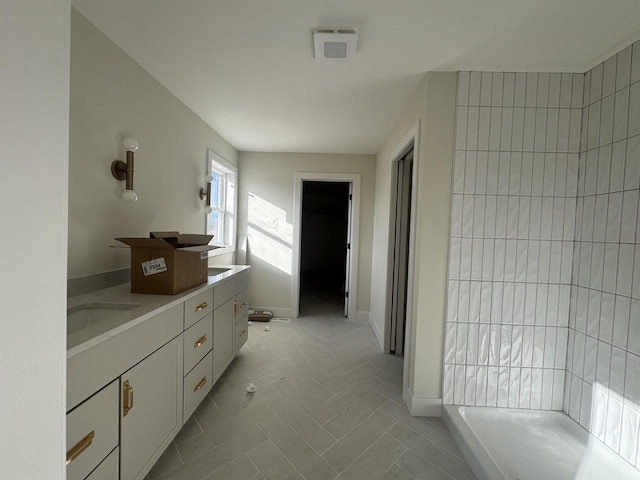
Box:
200;251;208;260
142;257;167;276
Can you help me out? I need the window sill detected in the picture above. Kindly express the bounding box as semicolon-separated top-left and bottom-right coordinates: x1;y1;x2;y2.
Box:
208;245;235;257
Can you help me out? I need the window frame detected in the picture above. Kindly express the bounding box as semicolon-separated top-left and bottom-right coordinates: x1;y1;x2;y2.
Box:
205;149;237;257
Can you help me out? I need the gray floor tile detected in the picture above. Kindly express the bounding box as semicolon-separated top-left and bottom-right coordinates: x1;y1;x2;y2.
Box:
334;433;406;480
322;409;396;472
388;422;476;480
323;392;388;439
396;450;455;480
258;415;338;480
380;464;417;480
248;440;305;480
157;316;473;480
381;401;465;460
207;454;259;480
269;396;337;454
178;402;275;462
324;376;382;413
164;426;267;480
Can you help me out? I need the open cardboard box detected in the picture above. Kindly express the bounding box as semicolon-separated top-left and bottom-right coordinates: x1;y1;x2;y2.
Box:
117;231;216;294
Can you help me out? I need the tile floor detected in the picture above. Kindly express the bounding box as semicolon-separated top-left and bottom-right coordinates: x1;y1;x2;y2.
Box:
147;316;476;480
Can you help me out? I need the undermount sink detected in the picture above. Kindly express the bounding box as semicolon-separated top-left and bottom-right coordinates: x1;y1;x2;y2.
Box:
67;303;141;348
208;267;231;276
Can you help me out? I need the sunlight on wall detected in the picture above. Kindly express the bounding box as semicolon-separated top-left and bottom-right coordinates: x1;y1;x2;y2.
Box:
588;381;640;466
247;192;292;275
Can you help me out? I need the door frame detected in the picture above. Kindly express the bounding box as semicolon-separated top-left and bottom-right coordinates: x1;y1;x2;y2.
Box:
383;121;420;402
292;172;361;321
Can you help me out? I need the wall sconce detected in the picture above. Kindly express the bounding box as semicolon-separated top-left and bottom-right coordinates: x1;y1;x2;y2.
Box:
111;138;139;203
200;174;213;213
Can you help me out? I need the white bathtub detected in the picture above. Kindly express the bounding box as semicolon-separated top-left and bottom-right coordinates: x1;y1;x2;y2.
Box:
442;405;640;480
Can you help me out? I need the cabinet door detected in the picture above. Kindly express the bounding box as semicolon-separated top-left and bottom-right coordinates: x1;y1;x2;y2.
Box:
213;297;234;381
121;336;183;480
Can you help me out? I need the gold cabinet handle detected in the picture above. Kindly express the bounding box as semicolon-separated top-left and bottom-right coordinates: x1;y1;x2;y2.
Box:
123;380;134;417
193;335;207;348
194;376;207;392
194;302;208;312
239;301;247;309
233;300;238;315
239;330;246;337
66;430;95;465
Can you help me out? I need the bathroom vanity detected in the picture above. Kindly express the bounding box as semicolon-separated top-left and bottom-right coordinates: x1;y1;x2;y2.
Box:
65;266;250;480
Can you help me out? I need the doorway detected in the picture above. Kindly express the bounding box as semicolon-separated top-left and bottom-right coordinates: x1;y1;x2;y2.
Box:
386;146;414;354
298;181;350;317
292;172;361;321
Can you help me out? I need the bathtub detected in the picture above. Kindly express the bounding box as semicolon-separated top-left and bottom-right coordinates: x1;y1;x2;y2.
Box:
442;405;640;480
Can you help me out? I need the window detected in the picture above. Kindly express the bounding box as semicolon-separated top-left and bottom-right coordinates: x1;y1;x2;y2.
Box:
205;149;237;255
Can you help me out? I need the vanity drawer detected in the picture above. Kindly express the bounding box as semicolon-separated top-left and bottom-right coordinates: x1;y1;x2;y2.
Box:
235;314;248;354
183;350;213;421
184;288;214;329
235;288;249;320
85;447;118;480
183;312;213;375
66;380;119;480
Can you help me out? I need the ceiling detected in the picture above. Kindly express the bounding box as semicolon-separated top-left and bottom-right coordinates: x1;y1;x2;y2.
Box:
73;0;640;155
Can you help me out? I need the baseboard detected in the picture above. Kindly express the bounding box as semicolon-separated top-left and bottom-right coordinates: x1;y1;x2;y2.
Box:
249;306;293;319
368;312;384;350
406;388;442;417
356;311;369;323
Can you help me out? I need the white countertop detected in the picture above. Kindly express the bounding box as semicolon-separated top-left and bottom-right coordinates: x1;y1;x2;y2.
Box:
67;265;250;359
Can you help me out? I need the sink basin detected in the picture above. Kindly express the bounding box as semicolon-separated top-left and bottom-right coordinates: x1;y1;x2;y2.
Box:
208;267;231;276
67;303;141;348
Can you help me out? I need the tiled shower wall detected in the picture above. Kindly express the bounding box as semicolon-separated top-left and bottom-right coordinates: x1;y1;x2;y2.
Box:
564;41;640;468
443;71;583;409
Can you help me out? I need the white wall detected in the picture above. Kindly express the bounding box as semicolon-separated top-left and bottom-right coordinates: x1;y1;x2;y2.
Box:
238;152;375;316
69;9;237;278
372;72;457;414
0;1;70;477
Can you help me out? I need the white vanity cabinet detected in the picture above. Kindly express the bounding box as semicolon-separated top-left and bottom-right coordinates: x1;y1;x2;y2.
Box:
120;335;183;480
67;266;250;480
66;380;119;480
234;288;249;354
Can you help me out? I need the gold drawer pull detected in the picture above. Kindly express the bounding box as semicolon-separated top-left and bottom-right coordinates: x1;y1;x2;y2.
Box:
239;330;246;337
66;430;95;465
194;376;207;392
123;380;134;417
193;335;207;348
239;301;247;309
194;302;208;312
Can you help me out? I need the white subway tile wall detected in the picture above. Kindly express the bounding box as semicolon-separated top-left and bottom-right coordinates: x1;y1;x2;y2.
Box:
444;38;640;471
445;70;580;412
566;40;640;470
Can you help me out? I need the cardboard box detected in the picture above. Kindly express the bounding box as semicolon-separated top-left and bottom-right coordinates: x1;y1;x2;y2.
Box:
117;231;216;294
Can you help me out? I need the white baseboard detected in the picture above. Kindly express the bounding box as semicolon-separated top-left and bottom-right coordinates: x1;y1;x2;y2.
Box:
356;311;369;323
368;312;384;351
250;306;293;319
406;388;442;417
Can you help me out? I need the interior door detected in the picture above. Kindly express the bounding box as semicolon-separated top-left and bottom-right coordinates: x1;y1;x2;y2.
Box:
344;182;353;317
389;149;413;354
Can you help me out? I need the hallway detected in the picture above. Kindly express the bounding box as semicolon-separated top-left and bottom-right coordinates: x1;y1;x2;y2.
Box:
148;316;475;480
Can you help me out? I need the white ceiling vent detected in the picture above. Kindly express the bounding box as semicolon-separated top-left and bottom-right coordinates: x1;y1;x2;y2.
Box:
313;28;357;62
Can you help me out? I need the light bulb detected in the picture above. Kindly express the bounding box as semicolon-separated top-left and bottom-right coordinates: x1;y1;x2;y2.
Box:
122;189;138;203
123;137;139;152
205;174;214;183
205;205;212;214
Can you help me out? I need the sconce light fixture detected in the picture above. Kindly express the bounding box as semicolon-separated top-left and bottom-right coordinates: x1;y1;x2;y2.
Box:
111;138;139;203
200;174;213;213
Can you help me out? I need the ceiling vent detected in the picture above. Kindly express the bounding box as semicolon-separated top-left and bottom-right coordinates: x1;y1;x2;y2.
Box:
313;28;357;62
